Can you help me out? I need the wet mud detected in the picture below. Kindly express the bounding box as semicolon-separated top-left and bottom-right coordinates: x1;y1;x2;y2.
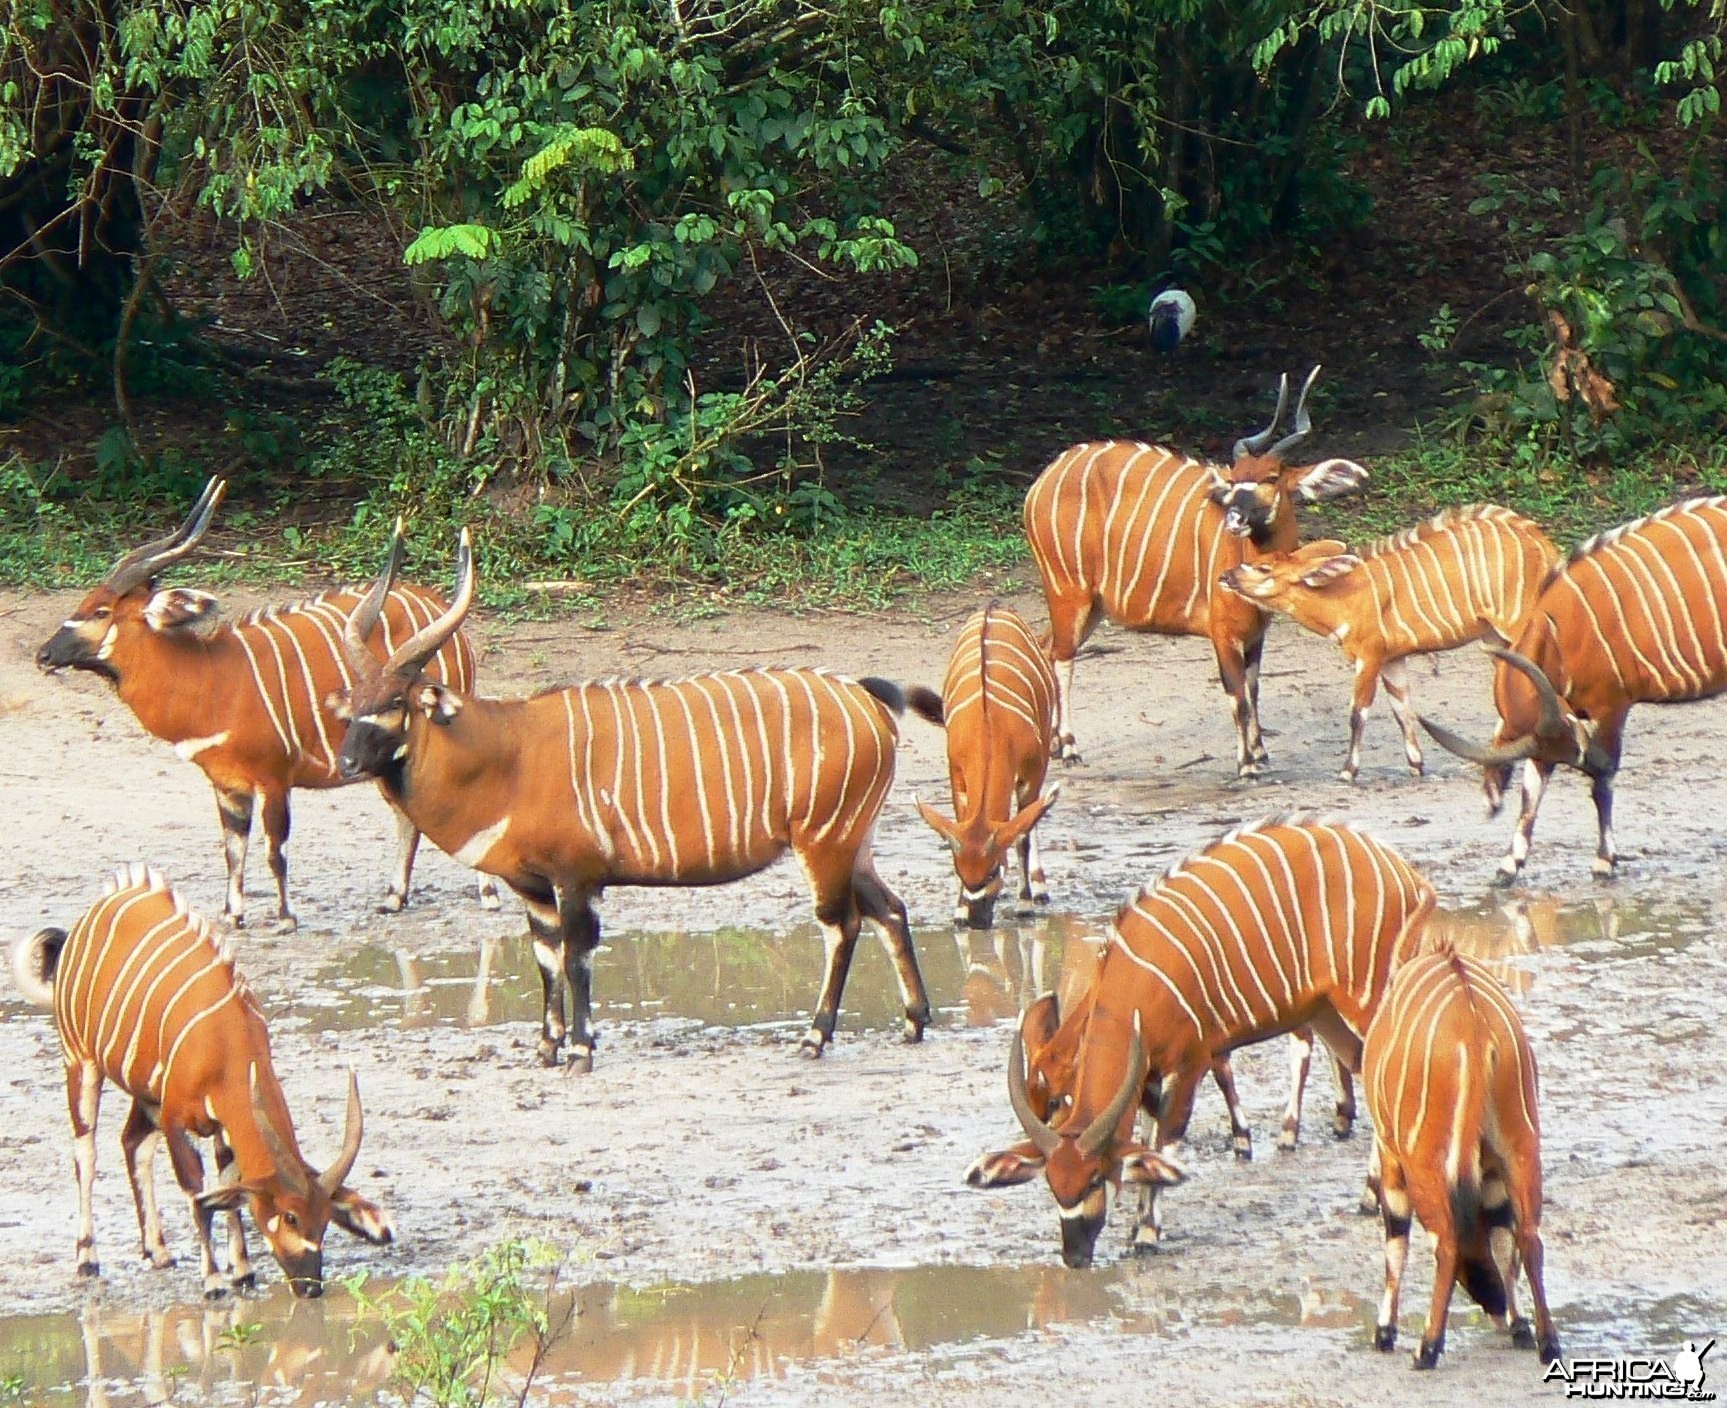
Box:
1;585;1724;1406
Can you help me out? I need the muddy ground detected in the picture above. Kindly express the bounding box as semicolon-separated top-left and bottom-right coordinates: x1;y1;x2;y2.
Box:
1;583;1724;1407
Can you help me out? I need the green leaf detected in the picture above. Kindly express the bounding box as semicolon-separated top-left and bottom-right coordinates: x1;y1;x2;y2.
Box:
403;224;498;265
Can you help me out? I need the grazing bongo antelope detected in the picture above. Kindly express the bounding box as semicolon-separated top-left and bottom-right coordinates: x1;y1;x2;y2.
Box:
34;479;495;927
1221;506;1559;780
1020;919;1359;1161
332;528;937;1070
1420;497;1727;881
8;865;392;1298
1022;367;1368;773
1017;961;1357;1165
915;605;1059;929
966;818;1435;1266
1362;950;1560;1368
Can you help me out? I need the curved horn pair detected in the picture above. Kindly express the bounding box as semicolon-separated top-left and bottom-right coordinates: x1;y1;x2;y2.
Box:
1418;646;1575;767
317;1070;364;1196
1234;375;1292;463
342;519;405;660
249;1064;311;1198
1008;1025;1060;1156
108;477;227;595
1232;366;1323;463
344;526;477;678
246;1065;364;1198
1267;365;1322;462
1078;1016;1146;1160
1006;1012;1147;1161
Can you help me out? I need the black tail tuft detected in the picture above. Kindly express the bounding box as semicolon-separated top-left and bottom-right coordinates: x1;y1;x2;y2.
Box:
859;677;906;714
10;926;68;1007
906;686;944;725
1458;1252;1509;1318
859;678;945;725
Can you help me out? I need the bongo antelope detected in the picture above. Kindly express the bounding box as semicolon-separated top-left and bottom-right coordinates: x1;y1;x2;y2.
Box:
1221;506;1559;779
1017;969;1356;1165
1023;367;1368;773
9;865;392;1298
915;605;1059;929
1420;497;1727;881
34;479;495;926
332;528;937;1069
1363;950;1560;1368
966;817;1435;1266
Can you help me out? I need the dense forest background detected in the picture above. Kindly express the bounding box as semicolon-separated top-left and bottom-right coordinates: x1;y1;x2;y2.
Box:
1;0;1724;596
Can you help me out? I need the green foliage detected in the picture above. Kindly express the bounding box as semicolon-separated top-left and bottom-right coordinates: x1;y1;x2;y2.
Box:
392;1;918;463
1456;151;1727;456
214;1320;265;1351
0;455;115;583
1313;434;1727;552
347;1241;561;1408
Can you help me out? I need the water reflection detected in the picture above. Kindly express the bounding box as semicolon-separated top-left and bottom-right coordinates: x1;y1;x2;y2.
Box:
288;915;1104;1037
271;891;1710;1043
0;1265;1372;1406
0;1288;391;1406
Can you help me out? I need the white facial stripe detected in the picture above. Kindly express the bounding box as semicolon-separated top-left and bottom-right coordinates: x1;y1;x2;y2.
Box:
95;625;118;660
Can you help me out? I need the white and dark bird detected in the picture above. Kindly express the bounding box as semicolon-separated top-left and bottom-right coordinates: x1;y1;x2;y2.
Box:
1147;289;1196;352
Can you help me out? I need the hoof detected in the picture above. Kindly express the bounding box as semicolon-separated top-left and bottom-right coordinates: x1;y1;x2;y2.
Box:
1232;1140;1253;1163
77;1261;101;1279
1374;1325;1397;1352
1338;767;1358;783
799;1032;828;1059
1128;1225;1161;1255
226;913;246;930
901;1019;926;1045
1408;761;1426;777
1357;1191;1381;1217
1332;1121;1354;1142
1509;1317;1536;1350
1238;762;1267;779
564;1047;593;1075
1591;858;1618;880
1276;1122;1298;1154
231;1271;257;1292
204;1284;229;1302
1491;863;1520;889
377;892;406;915
144;1251;176;1270
271;914;299;934
478;888;503;912
1538;1335;1562;1366
1412;1342;1441;1370
536;1043;563;1068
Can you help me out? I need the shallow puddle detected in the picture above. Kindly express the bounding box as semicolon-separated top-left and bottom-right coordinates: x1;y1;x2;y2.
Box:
268;890;1715;1042
274;915;1105;1038
3;893;1720;1404
0;1261;1375;1406
6;1259;1719;1406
